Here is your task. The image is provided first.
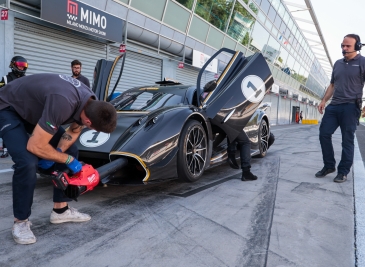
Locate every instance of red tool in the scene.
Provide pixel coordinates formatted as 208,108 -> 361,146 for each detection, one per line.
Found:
50,164 -> 99,200
46,158 -> 128,200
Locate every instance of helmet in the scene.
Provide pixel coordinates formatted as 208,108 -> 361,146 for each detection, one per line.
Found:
203,79 -> 217,92
9,56 -> 28,77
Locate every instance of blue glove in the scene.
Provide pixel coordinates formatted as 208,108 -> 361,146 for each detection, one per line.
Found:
66,158 -> 82,174
37,148 -> 62,170
38,159 -> 55,169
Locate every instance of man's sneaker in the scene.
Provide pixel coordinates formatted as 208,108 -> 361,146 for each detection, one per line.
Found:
12,220 -> 36,245
315,167 -> 336,178
333,173 -> 347,183
241,171 -> 258,181
1,151 -> 9,158
50,207 -> 91,224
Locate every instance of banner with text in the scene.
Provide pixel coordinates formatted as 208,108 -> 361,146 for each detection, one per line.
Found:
41,0 -> 124,43
192,50 -> 218,73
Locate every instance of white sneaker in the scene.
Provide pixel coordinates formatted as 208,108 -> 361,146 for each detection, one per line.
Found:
12,220 -> 37,245
50,207 -> 91,224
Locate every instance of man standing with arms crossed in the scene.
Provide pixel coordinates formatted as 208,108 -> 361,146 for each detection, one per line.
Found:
315,34 -> 365,183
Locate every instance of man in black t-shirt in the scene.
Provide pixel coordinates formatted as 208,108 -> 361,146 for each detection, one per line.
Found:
0,73 -> 117,245
71,59 -> 90,87
316,34 -> 365,183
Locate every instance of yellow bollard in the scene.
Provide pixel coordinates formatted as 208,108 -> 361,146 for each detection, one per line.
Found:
301,119 -> 318,124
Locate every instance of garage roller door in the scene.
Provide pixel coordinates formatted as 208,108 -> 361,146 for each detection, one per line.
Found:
14,19 -> 107,86
176,64 -> 198,86
176,64 -> 217,88
108,45 -> 162,93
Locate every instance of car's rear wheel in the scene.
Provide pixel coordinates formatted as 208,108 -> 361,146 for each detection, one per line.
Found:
257,119 -> 269,158
177,120 -> 207,182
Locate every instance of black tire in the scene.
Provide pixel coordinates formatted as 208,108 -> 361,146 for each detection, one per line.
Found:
177,120 -> 208,182
268,132 -> 275,148
256,119 -> 269,158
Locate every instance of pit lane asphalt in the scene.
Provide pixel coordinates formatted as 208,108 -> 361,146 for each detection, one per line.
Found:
0,124 -> 362,267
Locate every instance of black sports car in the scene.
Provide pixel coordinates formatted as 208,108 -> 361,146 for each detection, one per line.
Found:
76,48 -> 274,184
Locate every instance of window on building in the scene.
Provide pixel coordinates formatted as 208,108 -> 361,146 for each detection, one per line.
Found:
278,46 -> 289,73
277,3 -> 285,18
279,23 -> 286,36
301,68 -> 309,85
273,13 -> 282,29
267,5 -> 277,22
265,18 -> 273,31
286,54 -> 295,71
271,0 -> 280,10
175,0 -> 194,9
284,29 -> 291,39
195,0 -> 234,32
264,35 -> 280,65
291,25 -> 297,38
249,22 -> 270,53
287,18 -> 293,32
226,2 -> 256,46
271,25 -> 278,38
257,10 -> 266,23
283,10 -> 290,24
295,28 -> 300,39
292,37 -> 298,49
260,0 -> 270,14
249,1 -> 259,14
246,49 -> 255,57
291,61 -> 301,81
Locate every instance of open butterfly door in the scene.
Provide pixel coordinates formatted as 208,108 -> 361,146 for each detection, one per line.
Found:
197,48 -> 274,142
92,53 -> 126,102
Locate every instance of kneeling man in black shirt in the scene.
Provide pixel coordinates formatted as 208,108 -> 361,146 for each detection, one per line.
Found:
0,73 -> 117,244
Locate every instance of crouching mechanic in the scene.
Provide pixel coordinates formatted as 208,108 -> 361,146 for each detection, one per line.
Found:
0,73 -> 117,245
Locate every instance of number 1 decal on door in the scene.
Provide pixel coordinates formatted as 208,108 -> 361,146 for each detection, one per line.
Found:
241,75 -> 265,103
80,130 -> 110,147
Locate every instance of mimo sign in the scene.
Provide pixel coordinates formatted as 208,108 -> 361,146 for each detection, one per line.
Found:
66,0 -> 106,29
41,0 -> 124,43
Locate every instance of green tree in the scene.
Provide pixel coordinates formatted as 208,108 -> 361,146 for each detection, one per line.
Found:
175,0 -> 194,9
242,32 -> 250,46
195,0 -> 234,31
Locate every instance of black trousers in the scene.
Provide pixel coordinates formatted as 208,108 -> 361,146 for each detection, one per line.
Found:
0,107 -> 77,220
319,103 -> 360,175
227,131 -> 251,171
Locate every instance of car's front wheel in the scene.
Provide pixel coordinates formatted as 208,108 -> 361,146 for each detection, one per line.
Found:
177,120 -> 207,182
257,119 -> 269,158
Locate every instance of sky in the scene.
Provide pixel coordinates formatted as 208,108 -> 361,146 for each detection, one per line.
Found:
310,0 -> 365,63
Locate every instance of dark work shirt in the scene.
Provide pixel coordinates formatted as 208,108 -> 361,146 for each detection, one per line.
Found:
330,54 -> 365,105
74,74 -> 90,88
0,73 -> 96,135
0,72 -> 19,87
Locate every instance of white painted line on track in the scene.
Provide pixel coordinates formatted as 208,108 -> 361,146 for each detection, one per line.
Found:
0,169 -> 13,173
353,136 -> 365,266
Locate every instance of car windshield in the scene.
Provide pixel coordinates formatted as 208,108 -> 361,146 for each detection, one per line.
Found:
111,91 -> 183,111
